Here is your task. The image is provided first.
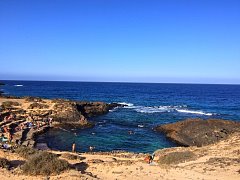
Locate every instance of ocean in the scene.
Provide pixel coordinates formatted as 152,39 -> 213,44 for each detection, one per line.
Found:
1,80 -> 240,153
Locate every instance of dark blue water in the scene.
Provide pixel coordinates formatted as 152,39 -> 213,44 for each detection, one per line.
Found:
1,80 -> 240,153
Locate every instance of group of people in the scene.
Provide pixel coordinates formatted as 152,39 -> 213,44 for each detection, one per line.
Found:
3,113 -> 16,123
0,126 -> 13,149
0,112 -> 54,150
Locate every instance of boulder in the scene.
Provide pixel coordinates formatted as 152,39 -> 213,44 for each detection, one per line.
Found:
155,118 -> 240,147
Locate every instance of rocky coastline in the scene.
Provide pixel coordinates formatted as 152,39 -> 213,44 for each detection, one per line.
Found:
0,82 -> 240,179
154,118 -> 240,147
0,94 -> 124,149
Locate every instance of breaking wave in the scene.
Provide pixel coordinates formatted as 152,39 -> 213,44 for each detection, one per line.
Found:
14,85 -> 23,87
117,102 -> 214,116
175,109 -> 213,116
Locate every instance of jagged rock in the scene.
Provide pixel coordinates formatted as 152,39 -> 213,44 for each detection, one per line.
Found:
0,96 -> 124,135
76,102 -> 109,117
155,118 -> 240,147
76,102 -> 125,117
52,101 -> 82,123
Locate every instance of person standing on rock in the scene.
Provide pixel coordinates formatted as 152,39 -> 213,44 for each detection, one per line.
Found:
72,142 -> 76,153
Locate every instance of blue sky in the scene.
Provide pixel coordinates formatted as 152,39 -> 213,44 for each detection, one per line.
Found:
0,0 -> 240,84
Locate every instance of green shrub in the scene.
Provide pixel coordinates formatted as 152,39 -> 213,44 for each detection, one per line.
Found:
21,151 -> 69,175
15,147 -> 38,159
0,158 -> 10,169
158,151 -> 197,165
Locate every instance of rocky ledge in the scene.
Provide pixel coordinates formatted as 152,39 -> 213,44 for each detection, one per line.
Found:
0,96 -> 123,128
155,118 -> 240,147
0,96 -> 123,148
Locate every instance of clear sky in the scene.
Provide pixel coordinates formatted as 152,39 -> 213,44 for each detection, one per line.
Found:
0,0 -> 240,84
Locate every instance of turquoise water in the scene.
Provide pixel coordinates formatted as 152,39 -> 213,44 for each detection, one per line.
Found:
1,80 -> 240,153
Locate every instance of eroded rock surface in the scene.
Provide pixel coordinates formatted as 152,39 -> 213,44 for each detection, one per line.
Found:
0,96 -> 124,147
155,118 -> 240,147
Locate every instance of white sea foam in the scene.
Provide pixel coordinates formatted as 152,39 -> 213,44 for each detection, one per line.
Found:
117,102 -> 213,116
118,102 -> 134,107
14,85 -> 23,87
176,109 -> 213,116
135,106 -> 171,113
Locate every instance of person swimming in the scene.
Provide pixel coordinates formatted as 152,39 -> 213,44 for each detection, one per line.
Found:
89,146 -> 95,152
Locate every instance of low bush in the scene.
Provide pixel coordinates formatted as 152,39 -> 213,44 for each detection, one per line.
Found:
158,151 -> 197,165
2,101 -> 20,108
21,151 -> 69,175
0,158 -> 10,169
15,147 -> 38,159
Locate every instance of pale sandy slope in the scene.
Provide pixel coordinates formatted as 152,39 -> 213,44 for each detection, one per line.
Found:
0,132 -> 240,180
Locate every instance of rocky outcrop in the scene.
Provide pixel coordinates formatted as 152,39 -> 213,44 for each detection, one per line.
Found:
0,96 -> 125,148
50,100 -> 94,128
50,100 -> 124,128
155,118 -> 240,147
76,102 -> 124,117
0,96 -> 124,129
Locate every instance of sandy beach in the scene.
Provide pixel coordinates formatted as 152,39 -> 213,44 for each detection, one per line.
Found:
0,131 -> 239,180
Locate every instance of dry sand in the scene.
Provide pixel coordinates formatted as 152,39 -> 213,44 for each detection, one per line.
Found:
0,131 -> 240,180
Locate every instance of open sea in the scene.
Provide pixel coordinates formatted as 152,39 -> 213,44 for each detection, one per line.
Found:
1,80 -> 240,153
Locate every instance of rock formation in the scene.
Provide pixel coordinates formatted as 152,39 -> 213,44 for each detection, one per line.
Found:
0,96 -> 123,147
76,102 -> 125,117
155,118 -> 240,147
0,96 -> 122,129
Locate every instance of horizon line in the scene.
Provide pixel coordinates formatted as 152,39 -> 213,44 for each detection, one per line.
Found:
1,79 -> 240,86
